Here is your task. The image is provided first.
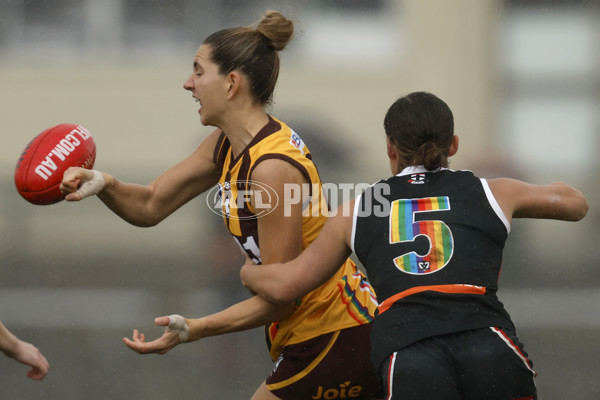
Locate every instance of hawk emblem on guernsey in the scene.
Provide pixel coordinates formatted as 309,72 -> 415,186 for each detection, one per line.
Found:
408,174 -> 426,184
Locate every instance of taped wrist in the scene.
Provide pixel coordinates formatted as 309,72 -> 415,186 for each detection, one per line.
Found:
76,170 -> 105,199
166,314 -> 189,343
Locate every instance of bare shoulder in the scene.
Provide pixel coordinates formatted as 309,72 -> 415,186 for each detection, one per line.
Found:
486,177 -> 524,191
250,157 -> 307,186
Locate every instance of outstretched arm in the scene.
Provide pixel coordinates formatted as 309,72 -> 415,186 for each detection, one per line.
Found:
0,322 -> 49,380
60,129 -> 222,227
125,204 -> 353,356
241,200 -> 355,304
123,159 -> 313,354
123,296 -> 295,355
487,178 -> 588,223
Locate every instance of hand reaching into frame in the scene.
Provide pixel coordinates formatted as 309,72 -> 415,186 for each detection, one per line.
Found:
123,315 -> 189,355
10,340 -> 49,380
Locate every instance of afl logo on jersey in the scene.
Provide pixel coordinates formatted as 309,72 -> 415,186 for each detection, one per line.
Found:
289,130 -> 305,155
408,174 -> 426,184
206,180 -> 279,220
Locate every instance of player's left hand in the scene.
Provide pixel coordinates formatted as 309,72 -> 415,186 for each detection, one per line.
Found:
122,315 -> 189,355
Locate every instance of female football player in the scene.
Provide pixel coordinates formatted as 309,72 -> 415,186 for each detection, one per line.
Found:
241,91 -> 589,400
60,10 -> 381,400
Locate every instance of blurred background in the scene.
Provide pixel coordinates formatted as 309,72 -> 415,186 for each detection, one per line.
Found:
0,0 -> 598,398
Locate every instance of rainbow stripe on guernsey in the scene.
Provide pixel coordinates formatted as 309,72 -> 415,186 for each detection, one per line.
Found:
337,274 -> 376,324
389,196 -> 454,274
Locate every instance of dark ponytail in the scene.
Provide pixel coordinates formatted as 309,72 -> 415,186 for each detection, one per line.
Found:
384,92 -> 454,170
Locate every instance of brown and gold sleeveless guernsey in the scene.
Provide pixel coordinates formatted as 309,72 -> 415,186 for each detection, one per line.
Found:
213,115 -> 377,360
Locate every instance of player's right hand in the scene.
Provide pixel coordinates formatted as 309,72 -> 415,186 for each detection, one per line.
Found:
60,167 -> 105,201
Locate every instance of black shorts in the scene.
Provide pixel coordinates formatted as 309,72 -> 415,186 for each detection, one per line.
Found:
379,327 -> 537,400
266,323 -> 383,400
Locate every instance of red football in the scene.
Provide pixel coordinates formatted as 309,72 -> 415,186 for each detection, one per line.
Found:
15,123 -> 96,205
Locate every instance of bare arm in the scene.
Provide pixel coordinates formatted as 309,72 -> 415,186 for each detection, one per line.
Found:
487,178 -> 588,223
60,129 -> 223,227
123,159 -> 310,354
0,322 -> 49,380
191,159 -> 308,331
238,178 -> 589,305
0,321 -> 19,356
241,200 -> 355,304
122,294 -> 293,355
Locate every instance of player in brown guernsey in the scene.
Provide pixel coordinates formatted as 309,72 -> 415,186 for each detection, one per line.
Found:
60,10 -> 381,400
241,92 -> 589,399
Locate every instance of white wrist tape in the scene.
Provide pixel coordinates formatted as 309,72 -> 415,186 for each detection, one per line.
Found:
76,170 -> 105,199
166,314 -> 189,343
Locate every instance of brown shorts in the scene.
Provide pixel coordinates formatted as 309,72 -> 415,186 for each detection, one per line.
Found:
266,323 -> 383,400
